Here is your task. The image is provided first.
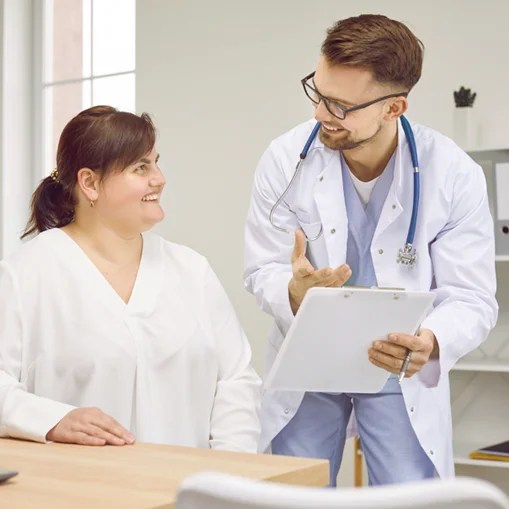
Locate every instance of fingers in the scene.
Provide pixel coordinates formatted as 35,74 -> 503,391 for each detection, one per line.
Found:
51,428 -> 107,446
291,229 -> 307,262
369,331 -> 434,378
295,261 -> 314,278
82,424 -> 126,446
387,333 -> 424,352
308,265 -> 352,288
72,431 -> 107,446
293,263 -> 352,288
309,267 -> 333,283
368,356 -> 418,377
371,340 -> 408,360
90,411 -> 136,444
51,421 -> 127,446
310,265 -> 351,287
46,408 -> 136,447
368,348 -> 424,373
292,230 -> 314,279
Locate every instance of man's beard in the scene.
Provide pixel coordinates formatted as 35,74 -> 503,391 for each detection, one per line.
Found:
319,123 -> 382,151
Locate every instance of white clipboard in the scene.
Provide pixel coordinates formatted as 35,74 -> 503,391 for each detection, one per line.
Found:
264,287 -> 436,394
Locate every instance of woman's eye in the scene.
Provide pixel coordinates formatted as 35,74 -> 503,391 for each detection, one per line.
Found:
135,166 -> 145,174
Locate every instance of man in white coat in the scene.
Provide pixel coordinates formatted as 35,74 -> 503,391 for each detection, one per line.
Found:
244,14 -> 498,485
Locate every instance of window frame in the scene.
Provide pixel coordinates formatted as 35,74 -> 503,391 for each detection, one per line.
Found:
34,0 -> 136,187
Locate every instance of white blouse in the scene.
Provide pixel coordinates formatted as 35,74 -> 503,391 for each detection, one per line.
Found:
0,229 -> 261,452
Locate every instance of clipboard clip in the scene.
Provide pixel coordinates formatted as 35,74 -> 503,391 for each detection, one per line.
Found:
342,286 -> 406,300
347,286 -> 405,291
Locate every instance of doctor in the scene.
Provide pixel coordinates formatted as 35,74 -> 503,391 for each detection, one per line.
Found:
244,14 -> 498,485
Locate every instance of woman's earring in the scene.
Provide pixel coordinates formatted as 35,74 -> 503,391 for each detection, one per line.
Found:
90,200 -> 94,208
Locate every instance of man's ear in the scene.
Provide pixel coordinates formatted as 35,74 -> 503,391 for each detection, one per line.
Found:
385,96 -> 408,121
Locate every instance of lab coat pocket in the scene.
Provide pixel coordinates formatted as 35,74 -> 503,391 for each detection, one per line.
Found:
297,220 -> 322,241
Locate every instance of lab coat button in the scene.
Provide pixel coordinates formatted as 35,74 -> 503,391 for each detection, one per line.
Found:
319,176 -> 324,182
430,450 -> 434,455
392,204 -> 396,209
284,409 -> 289,414
378,249 -> 383,254
410,406 -> 415,413
331,228 -> 336,234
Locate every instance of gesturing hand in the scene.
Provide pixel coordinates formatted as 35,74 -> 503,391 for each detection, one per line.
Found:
288,229 -> 351,314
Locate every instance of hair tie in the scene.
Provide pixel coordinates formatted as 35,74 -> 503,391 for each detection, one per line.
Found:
50,168 -> 59,183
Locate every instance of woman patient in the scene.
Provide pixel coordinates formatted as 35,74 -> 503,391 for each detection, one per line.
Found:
0,105 -> 261,452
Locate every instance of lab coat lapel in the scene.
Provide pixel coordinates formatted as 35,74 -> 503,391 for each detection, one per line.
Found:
372,118 -> 406,244
313,148 -> 348,269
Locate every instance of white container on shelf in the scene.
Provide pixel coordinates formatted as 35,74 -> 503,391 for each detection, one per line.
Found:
454,106 -> 478,149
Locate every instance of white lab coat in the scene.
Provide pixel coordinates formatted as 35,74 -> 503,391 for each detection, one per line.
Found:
0,229 -> 261,452
244,118 -> 498,478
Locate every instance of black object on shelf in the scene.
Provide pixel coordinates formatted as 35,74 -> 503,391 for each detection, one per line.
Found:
454,86 -> 477,107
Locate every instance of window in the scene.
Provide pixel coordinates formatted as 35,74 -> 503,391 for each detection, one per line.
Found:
39,0 -> 135,179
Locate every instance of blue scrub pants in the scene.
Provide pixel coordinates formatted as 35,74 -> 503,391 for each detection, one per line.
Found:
271,376 -> 436,486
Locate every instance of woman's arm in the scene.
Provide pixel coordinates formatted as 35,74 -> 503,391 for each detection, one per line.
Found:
204,266 -> 261,453
0,260 -> 76,442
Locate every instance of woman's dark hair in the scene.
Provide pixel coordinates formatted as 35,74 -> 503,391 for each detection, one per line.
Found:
21,105 -> 156,239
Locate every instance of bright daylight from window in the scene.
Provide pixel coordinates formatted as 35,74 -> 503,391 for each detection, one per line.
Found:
42,0 -> 135,177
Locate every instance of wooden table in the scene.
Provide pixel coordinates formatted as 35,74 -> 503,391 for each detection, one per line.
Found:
0,439 -> 329,508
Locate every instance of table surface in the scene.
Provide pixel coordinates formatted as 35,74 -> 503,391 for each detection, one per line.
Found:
0,438 -> 329,508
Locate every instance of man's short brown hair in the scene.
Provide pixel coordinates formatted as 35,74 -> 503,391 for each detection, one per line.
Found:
321,14 -> 424,92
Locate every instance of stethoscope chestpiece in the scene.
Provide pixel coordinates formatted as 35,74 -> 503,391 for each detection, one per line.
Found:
397,243 -> 417,268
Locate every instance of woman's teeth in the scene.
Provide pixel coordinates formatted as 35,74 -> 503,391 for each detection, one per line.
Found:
142,194 -> 159,202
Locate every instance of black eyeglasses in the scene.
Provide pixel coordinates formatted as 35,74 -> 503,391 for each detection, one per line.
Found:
301,72 -> 408,120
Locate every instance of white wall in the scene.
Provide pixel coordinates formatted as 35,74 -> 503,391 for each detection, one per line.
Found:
136,0 -> 509,487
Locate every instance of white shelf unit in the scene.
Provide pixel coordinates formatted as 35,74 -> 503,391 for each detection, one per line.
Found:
450,147 -> 509,490
452,357 -> 509,373
454,442 -> 509,469
463,145 -> 509,154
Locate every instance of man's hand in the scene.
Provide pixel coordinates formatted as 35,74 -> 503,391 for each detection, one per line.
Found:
46,407 -> 136,446
288,229 -> 351,315
368,328 -> 439,378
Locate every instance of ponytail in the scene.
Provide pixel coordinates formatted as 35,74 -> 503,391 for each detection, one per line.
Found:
21,174 -> 76,239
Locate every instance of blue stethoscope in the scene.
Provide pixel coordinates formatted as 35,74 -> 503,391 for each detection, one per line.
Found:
269,115 -> 419,267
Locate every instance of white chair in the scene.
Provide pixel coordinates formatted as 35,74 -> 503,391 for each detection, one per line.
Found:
174,471 -> 509,509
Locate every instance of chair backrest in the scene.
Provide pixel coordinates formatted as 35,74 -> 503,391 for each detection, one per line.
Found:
174,472 -> 509,509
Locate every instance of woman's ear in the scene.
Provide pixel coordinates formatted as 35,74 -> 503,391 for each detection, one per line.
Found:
76,168 -> 100,202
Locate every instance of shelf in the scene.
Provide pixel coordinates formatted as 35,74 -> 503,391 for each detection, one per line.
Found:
452,358 -> 509,373
454,441 -> 509,469
496,255 -> 509,262
465,146 -> 509,153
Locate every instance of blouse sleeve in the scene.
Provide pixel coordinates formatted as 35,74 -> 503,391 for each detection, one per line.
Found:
204,265 -> 261,453
0,260 -> 75,442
